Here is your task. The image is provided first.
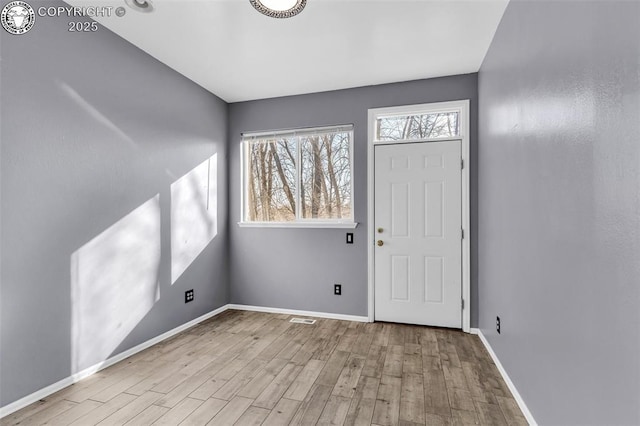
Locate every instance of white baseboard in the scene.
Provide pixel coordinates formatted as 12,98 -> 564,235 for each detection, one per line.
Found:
1,303 -> 369,418
0,304 -> 230,419
470,328 -> 537,426
227,304 -> 369,323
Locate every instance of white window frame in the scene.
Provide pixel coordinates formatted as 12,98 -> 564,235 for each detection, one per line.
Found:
374,104 -> 462,142
239,125 -> 357,229
367,100 -> 471,332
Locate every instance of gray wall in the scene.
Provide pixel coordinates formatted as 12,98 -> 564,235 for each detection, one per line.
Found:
0,2 -> 228,407
478,1 -> 640,424
229,75 -> 479,320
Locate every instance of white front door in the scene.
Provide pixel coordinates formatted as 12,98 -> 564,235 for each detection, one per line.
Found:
374,141 -> 462,328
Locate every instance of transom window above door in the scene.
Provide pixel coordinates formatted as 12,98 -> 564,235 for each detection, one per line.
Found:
375,111 -> 460,142
240,125 -> 356,228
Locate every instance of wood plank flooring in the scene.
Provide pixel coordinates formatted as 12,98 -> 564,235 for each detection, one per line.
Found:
2,310 -> 528,425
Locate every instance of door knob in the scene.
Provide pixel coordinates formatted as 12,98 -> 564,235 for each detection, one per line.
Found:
377,240 -> 384,247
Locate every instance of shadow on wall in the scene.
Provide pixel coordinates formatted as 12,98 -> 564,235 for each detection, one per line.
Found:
58,81 -> 138,149
57,76 -> 220,375
70,154 -> 218,375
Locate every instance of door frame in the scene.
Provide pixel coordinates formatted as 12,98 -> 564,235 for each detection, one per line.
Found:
367,100 -> 471,332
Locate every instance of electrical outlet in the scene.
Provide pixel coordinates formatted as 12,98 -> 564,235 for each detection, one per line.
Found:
346,233 -> 354,244
185,289 -> 194,303
334,284 -> 342,295
496,316 -> 501,334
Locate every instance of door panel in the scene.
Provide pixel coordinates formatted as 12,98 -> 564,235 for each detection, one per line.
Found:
425,256 -> 444,303
374,141 -> 462,328
391,183 -> 410,237
425,181 -> 444,237
391,255 -> 410,301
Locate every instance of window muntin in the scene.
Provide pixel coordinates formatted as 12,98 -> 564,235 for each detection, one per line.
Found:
242,126 -> 353,225
376,111 -> 459,141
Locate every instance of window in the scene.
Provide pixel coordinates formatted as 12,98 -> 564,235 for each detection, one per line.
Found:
375,111 -> 459,141
241,125 -> 355,227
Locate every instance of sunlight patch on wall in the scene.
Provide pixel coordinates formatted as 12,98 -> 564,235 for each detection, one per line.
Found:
488,91 -> 595,137
71,195 -> 161,374
171,154 -> 218,284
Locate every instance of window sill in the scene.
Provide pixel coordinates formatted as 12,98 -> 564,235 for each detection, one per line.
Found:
238,222 -> 358,229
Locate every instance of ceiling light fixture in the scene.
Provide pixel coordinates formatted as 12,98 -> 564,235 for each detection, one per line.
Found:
124,0 -> 154,13
250,0 -> 306,18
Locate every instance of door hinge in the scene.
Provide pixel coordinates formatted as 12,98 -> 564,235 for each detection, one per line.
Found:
461,158 -> 464,169
461,228 -> 464,239
462,299 -> 465,310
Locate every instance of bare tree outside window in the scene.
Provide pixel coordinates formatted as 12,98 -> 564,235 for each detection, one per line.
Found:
244,127 -> 353,223
300,132 -> 351,220
246,138 -> 297,222
376,112 -> 459,141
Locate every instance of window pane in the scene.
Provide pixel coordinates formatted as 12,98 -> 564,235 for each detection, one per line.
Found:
300,132 -> 352,220
376,112 -> 459,141
246,139 -> 297,222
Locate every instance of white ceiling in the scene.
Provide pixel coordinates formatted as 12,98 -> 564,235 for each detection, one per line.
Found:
66,0 -> 509,102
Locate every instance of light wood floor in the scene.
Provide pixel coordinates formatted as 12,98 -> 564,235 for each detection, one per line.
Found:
2,310 -> 527,426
